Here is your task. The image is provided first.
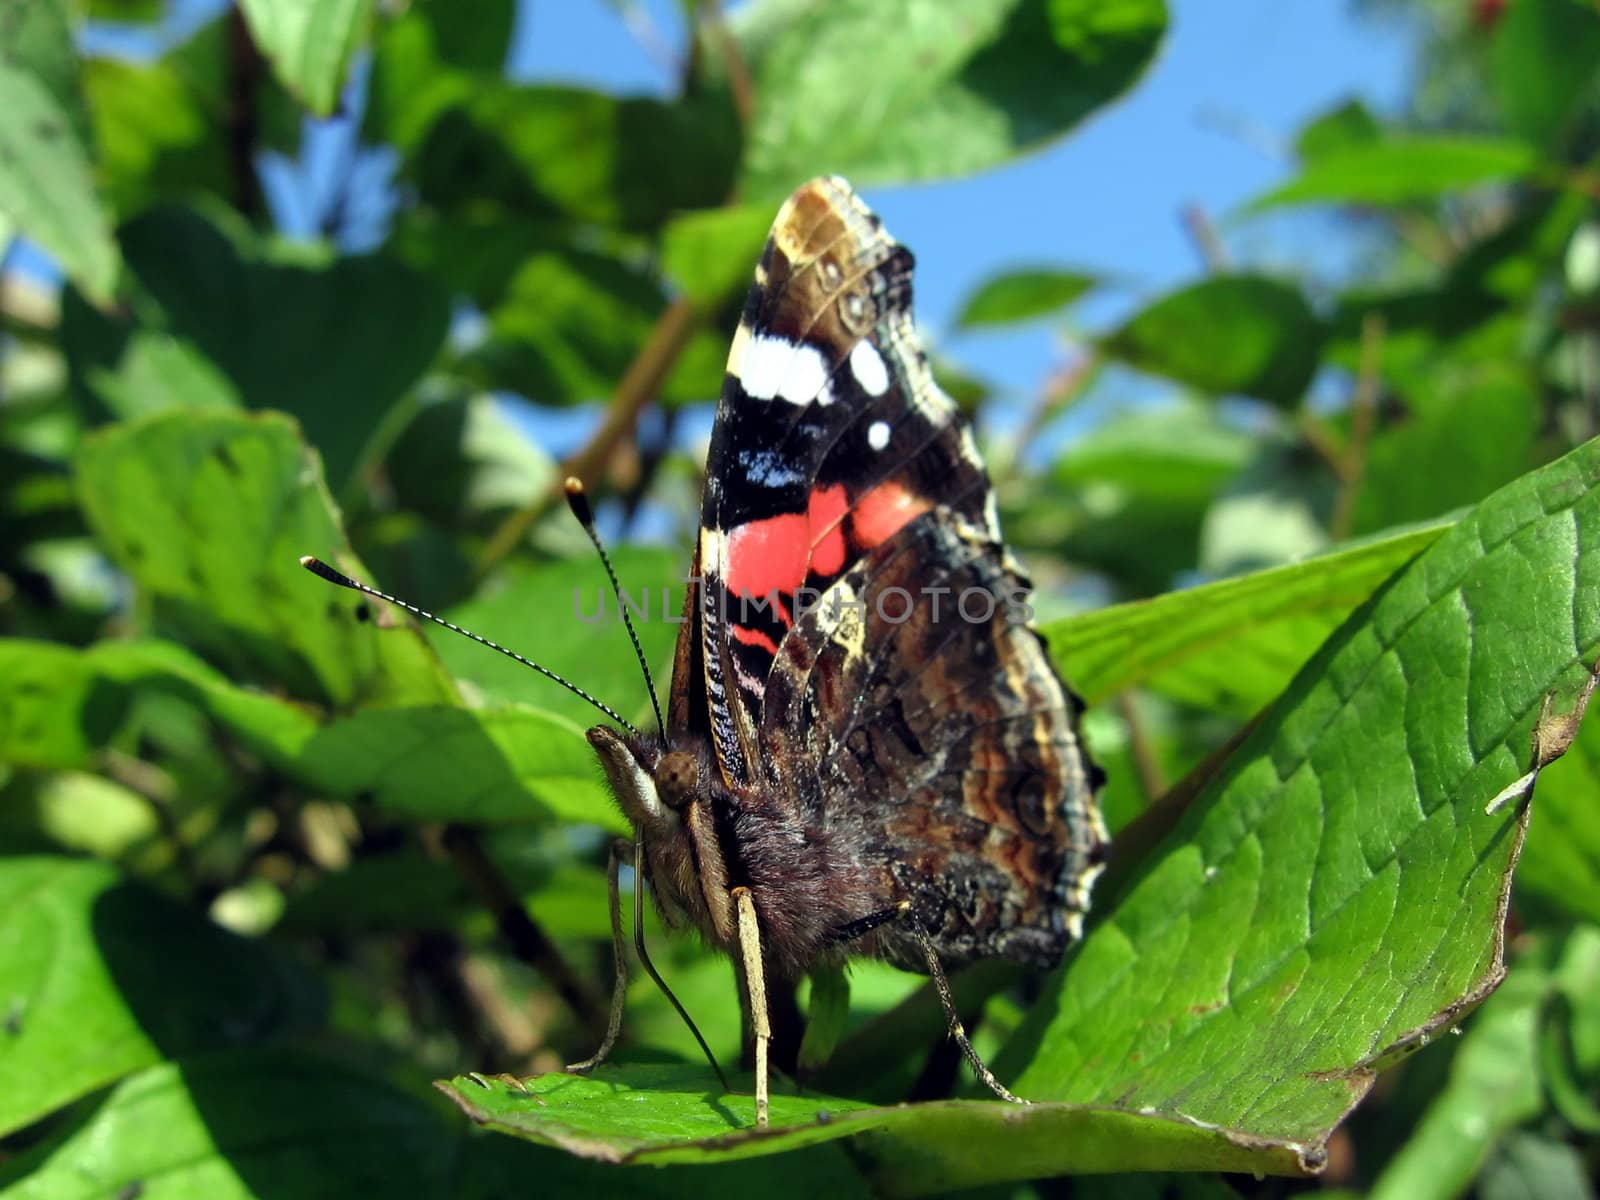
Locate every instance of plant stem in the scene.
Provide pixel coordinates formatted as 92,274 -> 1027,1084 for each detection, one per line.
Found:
442,825 -> 609,1043
473,296 -> 702,583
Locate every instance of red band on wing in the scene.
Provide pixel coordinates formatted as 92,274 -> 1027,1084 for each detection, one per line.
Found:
730,622 -> 780,655
725,482 -> 925,606
851,482 -> 931,549
726,512 -> 809,598
807,483 -> 850,576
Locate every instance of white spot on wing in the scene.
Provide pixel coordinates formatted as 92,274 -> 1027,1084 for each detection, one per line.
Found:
740,333 -> 833,407
867,420 -> 891,452
850,339 -> 890,396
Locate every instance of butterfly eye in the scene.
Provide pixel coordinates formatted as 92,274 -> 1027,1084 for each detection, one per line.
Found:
839,289 -> 873,335
656,750 -> 700,808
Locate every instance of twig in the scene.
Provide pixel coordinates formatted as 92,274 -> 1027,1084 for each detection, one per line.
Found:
1115,691 -> 1166,802
1007,346 -> 1099,468
405,930 -> 512,1068
1181,203 -> 1229,273
224,6 -> 265,220
697,0 -> 755,128
473,296 -> 702,583
613,0 -> 682,80
1328,313 -> 1385,541
1296,412 -> 1348,480
441,825 -> 609,1042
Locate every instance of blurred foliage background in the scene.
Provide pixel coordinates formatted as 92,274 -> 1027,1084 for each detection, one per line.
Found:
5,0 -> 1600,1196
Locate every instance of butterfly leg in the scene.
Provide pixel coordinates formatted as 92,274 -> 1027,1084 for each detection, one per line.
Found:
732,886 -> 770,1128
566,837 -> 631,1074
915,931 -> 1027,1106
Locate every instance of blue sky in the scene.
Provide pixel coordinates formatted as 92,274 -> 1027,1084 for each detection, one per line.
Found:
514,1 -> 1414,403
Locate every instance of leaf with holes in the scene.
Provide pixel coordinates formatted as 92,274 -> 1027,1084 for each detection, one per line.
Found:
74,410 -> 454,710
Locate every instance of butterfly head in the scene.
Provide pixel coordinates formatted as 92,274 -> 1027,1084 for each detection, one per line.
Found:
588,724 -> 728,939
587,725 -> 677,836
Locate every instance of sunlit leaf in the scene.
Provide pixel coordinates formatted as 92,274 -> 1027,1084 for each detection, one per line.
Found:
1045,521 -> 1449,714
1251,136 -> 1538,209
238,0 -> 374,116
955,268 -> 1097,328
0,58 -> 119,304
730,0 -> 1167,197
0,857 -> 321,1138
1004,436 -> 1600,1171
75,410 -> 453,708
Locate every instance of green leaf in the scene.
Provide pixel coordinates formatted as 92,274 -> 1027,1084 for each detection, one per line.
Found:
0,636 -> 615,832
74,409 -> 453,709
799,965 -> 851,1073
1101,275 -> 1324,406
1,0 -> 93,148
0,60 -> 120,304
0,1051 -> 875,1198
0,1051 -> 455,1198
1352,363 -> 1540,537
1030,401 -> 1253,594
432,548 -> 683,727
0,639 -> 136,769
955,268 -> 1097,328
63,206 -> 450,488
476,247 -> 725,407
660,202 -> 776,305
1367,944 -> 1552,1200
416,0 -> 515,71
1044,521 -> 1450,714
1478,1131 -> 1593,1200
295,704 -> 627,831
412,85 -> 740,232
0,856 -> 321,1138
1294,98 -> 1381,163
84,331 -> 241,419
1251,136 -> 1539,210
238,0 -> 374,117
1515,718 -> 1600,925
1491,0 -> 1600,152
436,1066 -> 1303,1181
0,637 -> 319,771
385,392 -> 556,528
1004,435 -> 1600,1167
731,0 -> 1167,197
82,19 -> 302,219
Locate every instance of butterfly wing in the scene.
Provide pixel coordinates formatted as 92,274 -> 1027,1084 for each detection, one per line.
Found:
684,177 -> 1105,971
692,177 -> 994,787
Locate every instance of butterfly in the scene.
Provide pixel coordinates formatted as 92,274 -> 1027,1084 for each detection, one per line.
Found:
580,177 -> 1107,1124
303,175 -> 1107,1128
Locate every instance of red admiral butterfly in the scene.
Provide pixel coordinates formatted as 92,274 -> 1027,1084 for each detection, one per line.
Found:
305,176 -> 1107,1128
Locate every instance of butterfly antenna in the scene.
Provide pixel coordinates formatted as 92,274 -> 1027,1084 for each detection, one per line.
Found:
564,478 -> 666,737
299,556 -> 639,735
